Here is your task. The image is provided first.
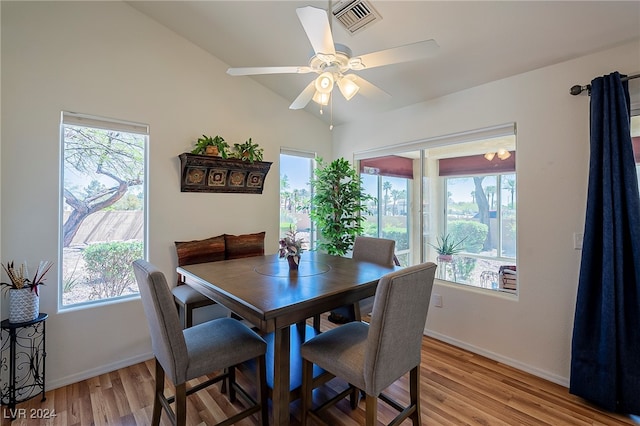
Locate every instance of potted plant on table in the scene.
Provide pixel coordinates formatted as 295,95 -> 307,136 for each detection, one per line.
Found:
279,225 -> 305,270
2,260 -> 52,323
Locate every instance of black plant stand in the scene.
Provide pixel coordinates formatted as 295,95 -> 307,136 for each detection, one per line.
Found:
1,313 -> 47,420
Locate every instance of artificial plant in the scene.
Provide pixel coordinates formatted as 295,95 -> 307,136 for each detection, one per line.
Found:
309,157 -> 375,256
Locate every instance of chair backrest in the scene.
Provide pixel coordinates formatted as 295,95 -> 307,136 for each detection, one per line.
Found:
352,236 -> 396,267
364,262 -> 437,395
175,235 -> 227,267
133,259 -> 189,384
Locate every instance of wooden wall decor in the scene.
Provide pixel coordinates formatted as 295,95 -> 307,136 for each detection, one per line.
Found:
179,153 -> 272,194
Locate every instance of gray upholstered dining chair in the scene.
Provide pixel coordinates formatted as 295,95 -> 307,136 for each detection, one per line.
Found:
321,236 -> 398,328
133,259 -> 268,426
301,262 -> 437,426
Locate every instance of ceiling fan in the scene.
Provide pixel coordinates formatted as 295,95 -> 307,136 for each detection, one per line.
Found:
226,5 -> 439,110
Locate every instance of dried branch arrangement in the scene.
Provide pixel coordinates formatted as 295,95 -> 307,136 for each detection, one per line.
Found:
2,260 -> 53,295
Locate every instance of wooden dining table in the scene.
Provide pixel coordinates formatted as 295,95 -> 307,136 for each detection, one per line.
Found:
177,251 -> 398,426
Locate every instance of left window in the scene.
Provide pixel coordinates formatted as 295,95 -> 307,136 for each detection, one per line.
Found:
60,112 -> 148,308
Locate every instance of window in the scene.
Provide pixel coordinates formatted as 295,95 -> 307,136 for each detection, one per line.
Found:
360,156 -> 414,266
60,112 -> 148,308
279,149 -> 314,250
431,134 -> 517,291
356,123 -> 517,293
440,173 -> 516,289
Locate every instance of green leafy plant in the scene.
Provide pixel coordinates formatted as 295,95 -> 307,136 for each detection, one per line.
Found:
83,241 -> 143,299
279,225 -> 305,259
429,233 -> 467,256
310,157 -> 375,256
448,220 -> 488,253
191,135 -> 229,158
232,138 -> 263,162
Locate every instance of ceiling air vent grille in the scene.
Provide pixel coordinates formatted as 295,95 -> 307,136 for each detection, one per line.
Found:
332,0 -> 381,35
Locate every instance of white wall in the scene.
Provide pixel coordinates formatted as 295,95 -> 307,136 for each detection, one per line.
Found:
1,1 -> 330,390
332,40 -> 640,385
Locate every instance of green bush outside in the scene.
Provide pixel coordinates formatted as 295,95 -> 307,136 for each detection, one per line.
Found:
83,241 -> 143,299
448,220 -> 488,253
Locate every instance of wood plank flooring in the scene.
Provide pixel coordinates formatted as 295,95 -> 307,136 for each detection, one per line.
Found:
2,315 -> 637,425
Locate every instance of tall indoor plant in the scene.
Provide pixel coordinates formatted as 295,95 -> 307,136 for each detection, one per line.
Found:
309,157 -> 374,256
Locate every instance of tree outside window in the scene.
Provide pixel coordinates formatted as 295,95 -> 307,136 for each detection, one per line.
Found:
61,113 -> 147,307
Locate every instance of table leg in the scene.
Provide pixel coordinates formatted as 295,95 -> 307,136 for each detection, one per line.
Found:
272,325 -> 291,426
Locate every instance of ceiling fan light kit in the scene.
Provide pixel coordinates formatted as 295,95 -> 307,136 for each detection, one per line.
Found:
315,72 -> 334,94
337,74 -> 359,100
312,90 -> 331,106
226,5 -> 439,112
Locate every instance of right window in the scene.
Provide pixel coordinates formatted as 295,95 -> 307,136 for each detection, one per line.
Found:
429,134 -> 517,292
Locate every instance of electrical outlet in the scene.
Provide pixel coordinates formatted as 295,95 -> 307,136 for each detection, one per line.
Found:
574,232 -> 583,250
433,294 -> 443,308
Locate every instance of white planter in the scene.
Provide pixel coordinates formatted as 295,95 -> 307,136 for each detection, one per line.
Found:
8,287 -> 39,323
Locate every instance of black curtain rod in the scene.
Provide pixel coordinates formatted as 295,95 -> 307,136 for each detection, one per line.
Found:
570,73 -> 640,96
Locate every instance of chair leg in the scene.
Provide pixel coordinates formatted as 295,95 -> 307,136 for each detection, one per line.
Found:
301,359 -> 314,426
349,385 -> 360,409
257,355 -> 269,426
220,368 -> 228,394
312,314 -> 321,333
365,393 -> 377,426
228,365 -> 236,403
185,304 -> 194,329
175,382 -> 187,426
152,359 -> 164,426
410,366 -> 421,425
353,302 -> 362,322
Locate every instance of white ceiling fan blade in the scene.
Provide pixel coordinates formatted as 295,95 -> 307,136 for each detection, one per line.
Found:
296,6 -> 336,57
289,81 -> 316,110
227,66 -> 313,76
354,39 -> 439,70
350,75 -> 391,100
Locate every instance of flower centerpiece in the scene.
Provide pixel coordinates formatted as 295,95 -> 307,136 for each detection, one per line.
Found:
2,260 -> 52,323
279,226 -> 305,270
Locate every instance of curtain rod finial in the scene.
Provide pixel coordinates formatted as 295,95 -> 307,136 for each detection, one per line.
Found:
570,85 -> 584,95
570,84 -> 591,96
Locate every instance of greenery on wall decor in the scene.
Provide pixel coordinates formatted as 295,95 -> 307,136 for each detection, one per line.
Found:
309,157 -> 375,256
233,137 -> 264,163
191,135 -> 230,157
191,135 -> 264,163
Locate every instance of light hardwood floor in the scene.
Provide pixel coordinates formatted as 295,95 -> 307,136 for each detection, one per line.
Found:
2,316 -> 637,426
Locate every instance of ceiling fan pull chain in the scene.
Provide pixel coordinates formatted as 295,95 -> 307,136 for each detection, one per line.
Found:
329,95 -> 334,131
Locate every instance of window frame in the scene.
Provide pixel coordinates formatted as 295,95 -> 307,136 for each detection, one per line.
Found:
279,148 -> 316,251
355,122 -> 517,294
58,111 -> 148,310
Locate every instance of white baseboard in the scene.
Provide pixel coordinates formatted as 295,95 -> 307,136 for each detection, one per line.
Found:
424,330 -> 569,387
46,351 -> 154,392
47,334 -> 570,394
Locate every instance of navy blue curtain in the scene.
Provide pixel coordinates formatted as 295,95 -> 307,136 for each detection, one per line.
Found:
570,72 -> 640,414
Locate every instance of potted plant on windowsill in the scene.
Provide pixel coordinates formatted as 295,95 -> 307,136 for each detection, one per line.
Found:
2,261 -> 52,323
429,233 -> 466,262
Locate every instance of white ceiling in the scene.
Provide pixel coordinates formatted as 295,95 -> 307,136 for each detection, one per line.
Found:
129,1 -> 640,126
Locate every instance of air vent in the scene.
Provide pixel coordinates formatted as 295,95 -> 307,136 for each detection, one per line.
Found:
332,0 -> 381,35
